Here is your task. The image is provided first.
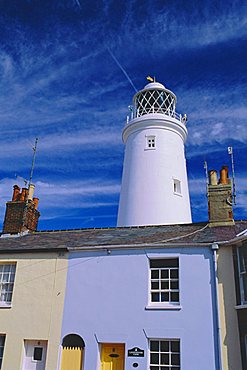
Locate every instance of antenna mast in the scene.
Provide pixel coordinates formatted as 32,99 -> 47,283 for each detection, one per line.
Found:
204,160 -> 209,198
204,160 -> 209,184
29,138 -> 38,187
228,146 -> 236,205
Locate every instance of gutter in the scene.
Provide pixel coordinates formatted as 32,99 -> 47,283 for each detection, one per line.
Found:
211,243 -> 223,370
68,241 -> 217,252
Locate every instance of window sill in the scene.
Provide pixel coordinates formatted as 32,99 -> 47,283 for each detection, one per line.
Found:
173,192 -> 182,197
145,304 -> 182,311
0,302 -> 12,308
235,304 -> 247,310
144,148 -> 156,151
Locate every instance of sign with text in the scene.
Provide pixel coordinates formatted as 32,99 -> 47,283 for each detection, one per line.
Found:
128,347 -> 144,357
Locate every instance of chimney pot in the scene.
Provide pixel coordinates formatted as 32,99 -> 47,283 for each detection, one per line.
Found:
209,170 -> 218,185
12,185 -> 20,201
220,166 -> 228,185
19,188 -> 28,201
28,184 -> 35,200
33,197 -> 39,209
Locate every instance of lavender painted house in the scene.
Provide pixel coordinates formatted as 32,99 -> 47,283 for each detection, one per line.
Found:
59,223 -> 246,370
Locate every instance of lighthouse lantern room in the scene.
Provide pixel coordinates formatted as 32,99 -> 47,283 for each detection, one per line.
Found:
117,80 -> 192,227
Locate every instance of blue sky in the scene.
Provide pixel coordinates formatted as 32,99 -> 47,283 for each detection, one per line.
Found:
0,0 -> 246,230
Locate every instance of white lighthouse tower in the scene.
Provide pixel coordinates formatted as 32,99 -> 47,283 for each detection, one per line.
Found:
117,79 -> 192,227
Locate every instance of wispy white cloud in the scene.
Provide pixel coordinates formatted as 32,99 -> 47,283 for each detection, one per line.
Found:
0,1 -> 245,229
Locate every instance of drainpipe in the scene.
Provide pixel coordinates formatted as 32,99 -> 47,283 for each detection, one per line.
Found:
211,242 -> 223,370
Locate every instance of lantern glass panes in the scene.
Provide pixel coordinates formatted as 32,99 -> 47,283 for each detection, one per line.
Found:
135,89 -> 175,117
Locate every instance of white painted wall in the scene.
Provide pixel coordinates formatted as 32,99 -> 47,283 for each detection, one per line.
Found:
117,113 -> 192,226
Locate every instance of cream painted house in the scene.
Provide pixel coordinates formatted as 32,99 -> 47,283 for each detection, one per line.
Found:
217,243 -> 242,370
0,240 -> 68,370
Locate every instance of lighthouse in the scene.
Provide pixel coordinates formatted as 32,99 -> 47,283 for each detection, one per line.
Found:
117,79 -> 192,227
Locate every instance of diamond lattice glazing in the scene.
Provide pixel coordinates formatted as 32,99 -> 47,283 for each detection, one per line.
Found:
134,89 -> 176,118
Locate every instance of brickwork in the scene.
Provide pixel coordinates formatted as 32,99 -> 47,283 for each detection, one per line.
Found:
208,184 -> 234,226
2,199 -> 40,234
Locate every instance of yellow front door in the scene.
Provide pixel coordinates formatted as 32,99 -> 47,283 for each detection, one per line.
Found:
101,343 -> 125,370
60,347 -> 83,370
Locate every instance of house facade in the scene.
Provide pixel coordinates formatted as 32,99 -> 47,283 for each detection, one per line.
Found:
61,244 -> 217,370
0,223 -> 246,370
232,236 -> 247,369
0,240 -> 68,370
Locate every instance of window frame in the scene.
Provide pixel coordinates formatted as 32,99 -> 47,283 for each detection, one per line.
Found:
237,246 -> 247,305
173,179 -> 182,196
149,338 -> 181,370
32,347 -> 43,362
148,258 -> 180,308
0,334 -> 6,369
145,135 -> 156,150
0,262 -> 16,307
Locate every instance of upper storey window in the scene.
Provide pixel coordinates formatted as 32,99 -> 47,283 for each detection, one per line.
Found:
237,246 -> 247,304
146,136 -> 156,149
150,258 -> 179,305
135,89 -> 176,117
173,179 -> 181,195
0,263 -> 16,306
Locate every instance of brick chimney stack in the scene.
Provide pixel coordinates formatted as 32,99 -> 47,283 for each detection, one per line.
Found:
208,166 -> 234,227
2,184 -> 40,235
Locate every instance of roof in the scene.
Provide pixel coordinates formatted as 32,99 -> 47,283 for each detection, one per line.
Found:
0,221 -> 247,253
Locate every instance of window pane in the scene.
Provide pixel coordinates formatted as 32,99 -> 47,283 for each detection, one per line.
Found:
150,341 -> 159,352
171,341 -> 180,352
2,274 -> 9,283
161,270 -> 169,278
150,259 -> 178,268
0,337 -> 5,347
161,292 -> 169,302
171,281 -> 179,290
160,341 -> 169,352
171,354 -> 180,365
151,353 -> 159,364
171,292 -> 179,302
151,270 -> 159,279
161,353 -> 169,364
242,275 -> 247,302
151,282 -> 159,290
170,270 -> 178,278
3,265 -> 11,273
33,347 -> 43,361
151,293 -> 160,302
161,281 -> 169,290
9,274 -> 15,283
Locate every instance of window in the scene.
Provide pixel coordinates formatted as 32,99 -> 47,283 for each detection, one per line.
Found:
150,339 -> 180,369
0,335 -> 5,369
150,259 -> 179,305
135,89 -> 176,117
245,335 -> 247,363
173,179 -> 181,195
237,246 -> 247,304
146,136 -> 156,149
33,347 -> 43,361
0,263 -> 16,306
